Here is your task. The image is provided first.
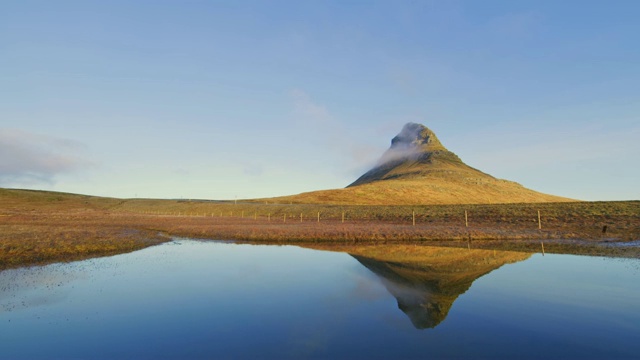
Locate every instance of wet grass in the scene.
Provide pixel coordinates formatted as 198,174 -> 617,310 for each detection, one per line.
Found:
0,213 -> 169,269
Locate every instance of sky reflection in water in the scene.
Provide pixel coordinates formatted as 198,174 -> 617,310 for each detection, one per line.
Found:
1,240 -> 639,359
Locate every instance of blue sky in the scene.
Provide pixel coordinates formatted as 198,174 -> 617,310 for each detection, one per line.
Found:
1,0 -> 639,201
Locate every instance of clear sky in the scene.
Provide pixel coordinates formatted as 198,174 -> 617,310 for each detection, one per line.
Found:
1,0 -> 639,201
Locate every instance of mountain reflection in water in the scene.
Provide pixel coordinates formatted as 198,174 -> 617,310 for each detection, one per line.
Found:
3,240 -> 639,359
345,246 -> 531,329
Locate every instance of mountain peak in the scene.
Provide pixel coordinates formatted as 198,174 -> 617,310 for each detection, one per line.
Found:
390,123 -> 445,152
348,122 -> 462,187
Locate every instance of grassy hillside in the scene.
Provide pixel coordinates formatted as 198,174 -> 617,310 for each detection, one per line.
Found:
260,123 -> 573,205
260,176 -> 573,205
0,188 -> 122,211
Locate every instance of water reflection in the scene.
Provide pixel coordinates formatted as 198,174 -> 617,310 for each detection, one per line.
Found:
2,241 -> 639,359
340,246 -> 531,329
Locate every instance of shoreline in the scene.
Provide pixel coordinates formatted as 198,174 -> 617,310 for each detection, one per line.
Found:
2,213 -> 638,271
2,188 -> 638,270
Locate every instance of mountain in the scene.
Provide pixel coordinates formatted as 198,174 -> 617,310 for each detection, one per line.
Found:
346,245 -> 531,329
265,122 -> 574,205
348,122 -> 472,187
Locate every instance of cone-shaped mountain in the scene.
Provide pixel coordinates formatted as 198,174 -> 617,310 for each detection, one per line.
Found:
349,123 -> 471,187
264,122 -> 574,205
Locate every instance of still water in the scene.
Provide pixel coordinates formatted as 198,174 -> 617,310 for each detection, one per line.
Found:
1,240 -> 639,359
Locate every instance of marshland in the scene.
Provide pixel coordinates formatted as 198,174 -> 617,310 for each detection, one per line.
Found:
2,188 -> 638,270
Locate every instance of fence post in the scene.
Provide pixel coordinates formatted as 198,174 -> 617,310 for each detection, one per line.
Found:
538,210 -> 542,230
465,210 -> 468,227
412,211 -> 415,226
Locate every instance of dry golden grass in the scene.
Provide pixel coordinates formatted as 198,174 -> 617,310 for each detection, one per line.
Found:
262,176 -> 574,205
0,212 -> 168,269
1,188 -> 638,270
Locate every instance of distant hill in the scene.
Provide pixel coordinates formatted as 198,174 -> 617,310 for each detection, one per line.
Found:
265,123 -> 574,205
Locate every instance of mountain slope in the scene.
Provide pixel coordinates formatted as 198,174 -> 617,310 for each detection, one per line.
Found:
348,122 -> 471,187
265,123 -> 574,205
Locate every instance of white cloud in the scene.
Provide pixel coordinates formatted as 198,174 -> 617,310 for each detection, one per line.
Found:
289,89 -> 384,177
242,162 -> 264,177
0,129 -> 93,186
291,88 -> 332,125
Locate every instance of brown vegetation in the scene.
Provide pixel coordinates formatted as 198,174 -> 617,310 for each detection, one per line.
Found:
261,172 -> 574,205
1,188 -> 638,270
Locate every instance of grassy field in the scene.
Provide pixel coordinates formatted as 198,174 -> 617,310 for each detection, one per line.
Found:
1,188 -> 639,269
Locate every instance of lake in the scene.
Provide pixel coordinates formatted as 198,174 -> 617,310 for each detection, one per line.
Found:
1,239 -> 639,359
